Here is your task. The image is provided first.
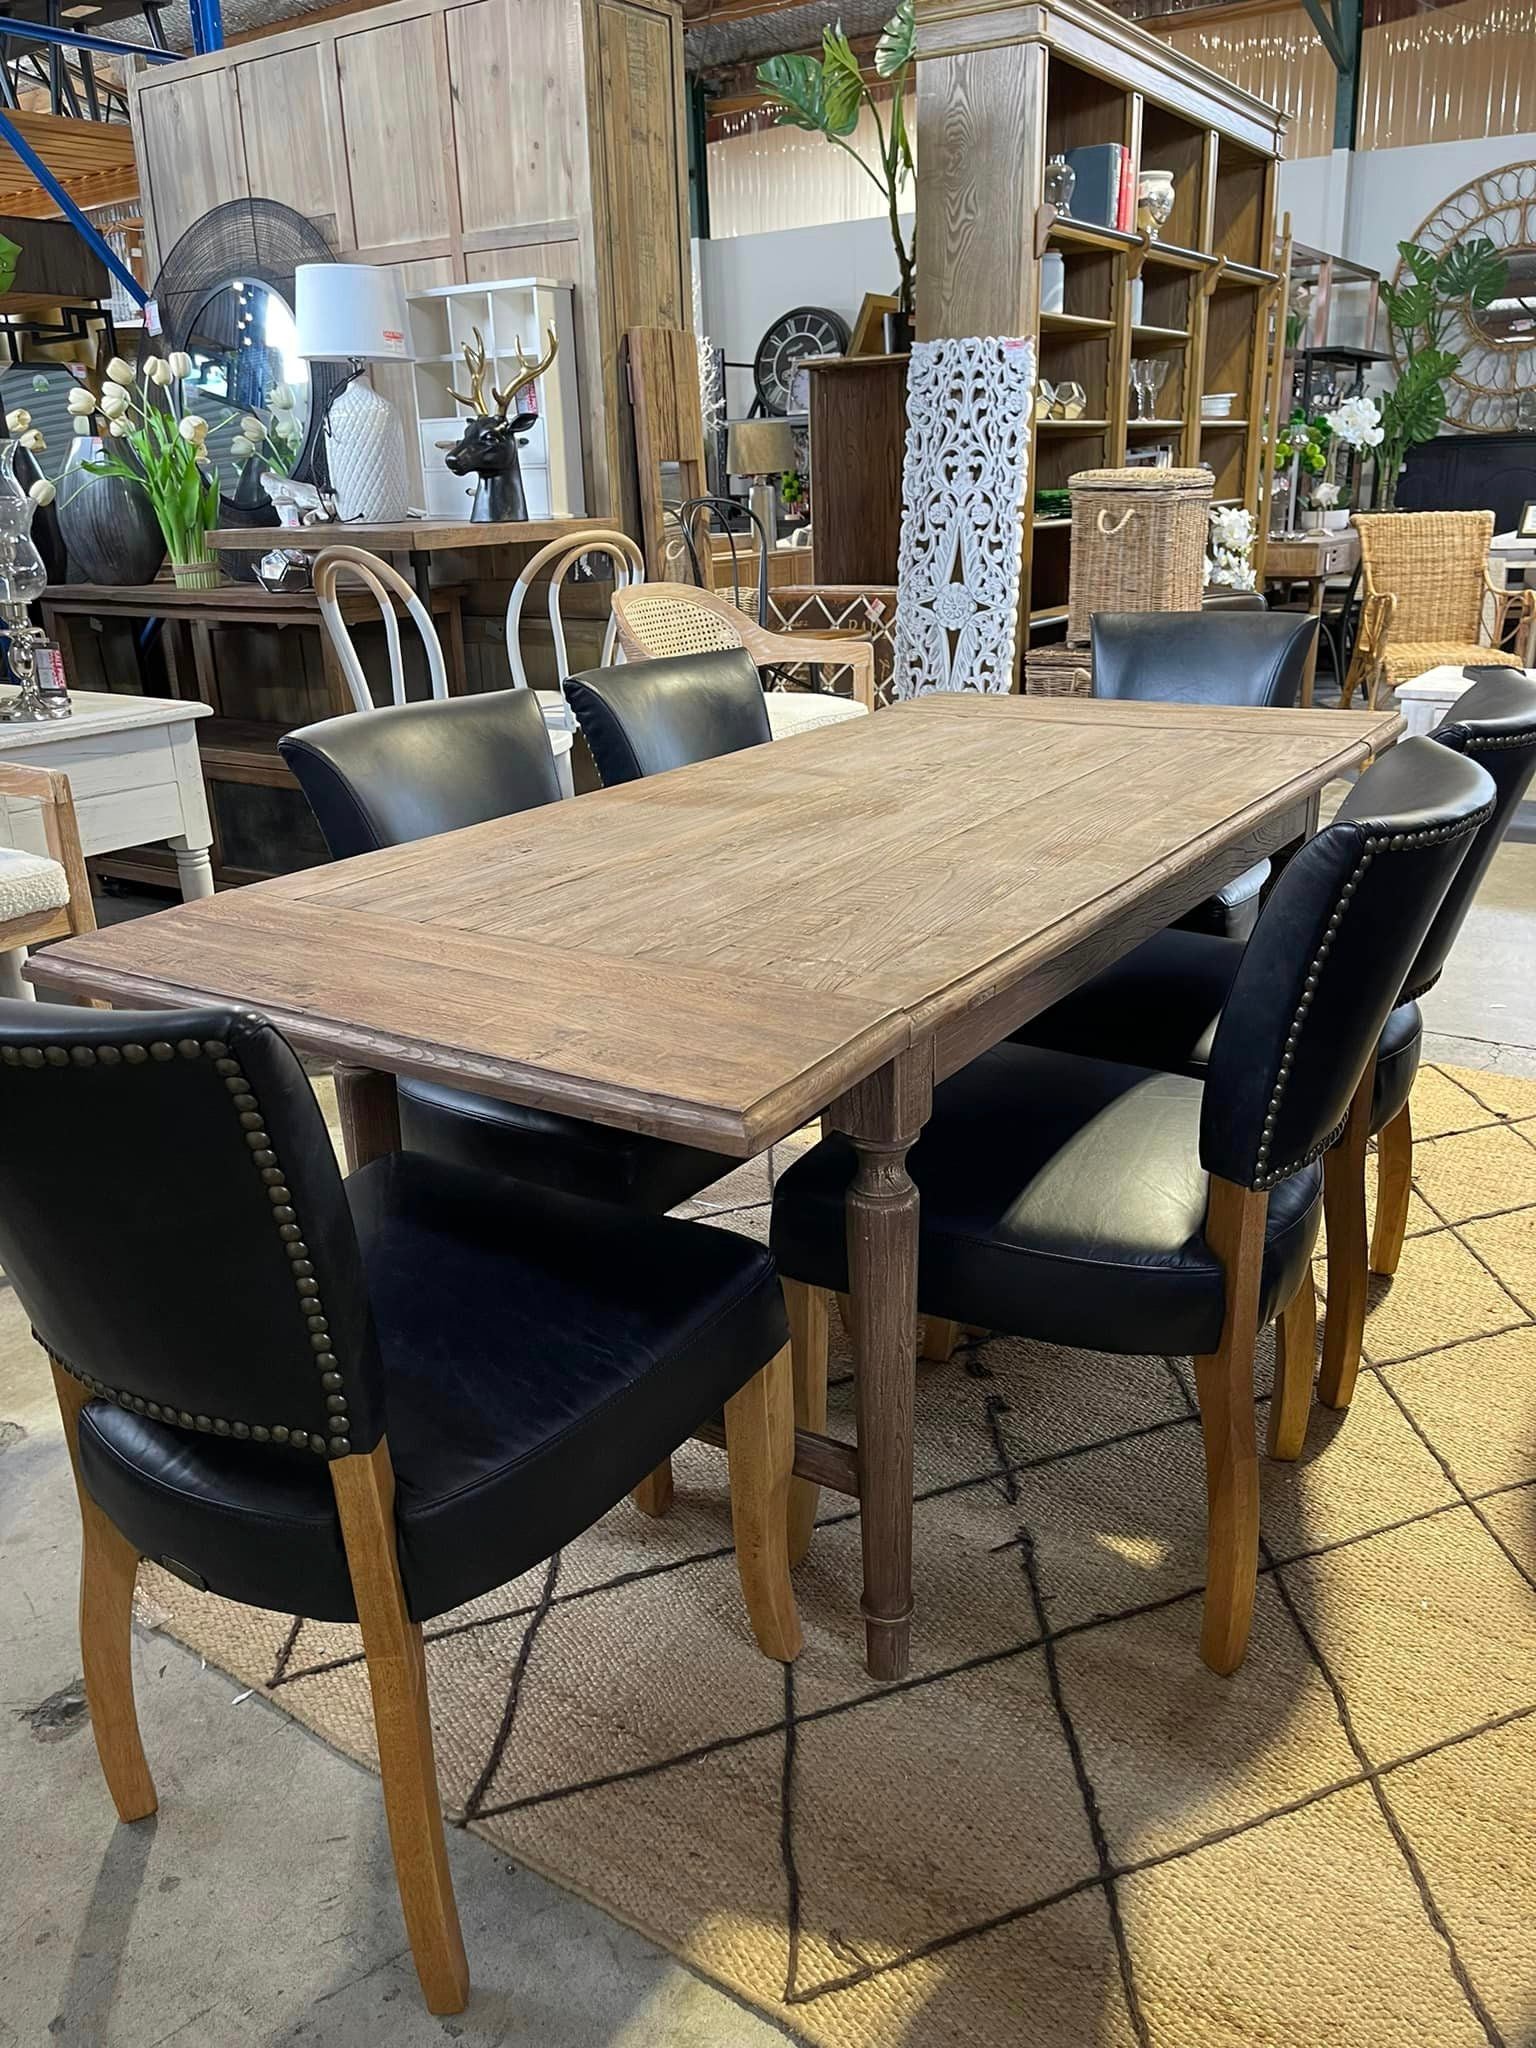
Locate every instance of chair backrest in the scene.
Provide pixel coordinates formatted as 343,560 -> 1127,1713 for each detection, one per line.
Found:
1090,611 -> 1318,707
0,1000 -> 381,1459
670,496 -> 773,625
611,581 -> 749,664
312,545 -> 449,712
1202,737 -> 1494,1190
564,648 -> 771,786
504,529 -> 644,692
279,688 -> 562,860
1354,511 -> 1493,645
1199,591 -> 1269,613
1405,666 -> 1536,998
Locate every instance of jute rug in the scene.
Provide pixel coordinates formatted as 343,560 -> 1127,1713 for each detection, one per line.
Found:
39,1065 -> 1536,2043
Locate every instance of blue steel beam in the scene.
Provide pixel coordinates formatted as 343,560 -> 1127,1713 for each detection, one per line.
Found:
0,103 -> 146,303
188,0 -> 223,56
0,17 -> 177,63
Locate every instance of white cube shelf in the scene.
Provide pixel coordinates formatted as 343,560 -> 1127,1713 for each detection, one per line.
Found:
405,278 -> 584,521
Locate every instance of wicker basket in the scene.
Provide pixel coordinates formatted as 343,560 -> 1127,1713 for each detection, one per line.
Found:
1066,468 -> 1214,646
1024,643 -> 1093,697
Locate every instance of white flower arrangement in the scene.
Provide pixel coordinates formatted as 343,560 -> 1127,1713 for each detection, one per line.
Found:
1323,392 -> 1384,451
1311,479 -> 1341,508
1205,503 -> 1258,591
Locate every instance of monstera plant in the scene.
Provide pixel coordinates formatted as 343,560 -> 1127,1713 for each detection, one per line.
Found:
1377,233 -> 1507,506
757,0 -> 916,318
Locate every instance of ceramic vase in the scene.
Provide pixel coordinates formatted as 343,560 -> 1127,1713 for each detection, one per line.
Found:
57,436 -> 166,586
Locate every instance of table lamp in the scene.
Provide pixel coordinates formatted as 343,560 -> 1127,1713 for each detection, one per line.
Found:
726,418 -> 797,548
295,263 -> 412,523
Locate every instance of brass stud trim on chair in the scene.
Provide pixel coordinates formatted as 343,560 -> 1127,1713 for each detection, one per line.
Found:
8,1031 -> 351,1457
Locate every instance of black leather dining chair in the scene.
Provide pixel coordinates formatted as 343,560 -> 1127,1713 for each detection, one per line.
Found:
0,998 -> 799,2016
563,647 -> 772,787
280,690 -> 737,1213
1013,668 -> 1536,1414
770,738 -> 1493,1676
1091,611 -> 1321,942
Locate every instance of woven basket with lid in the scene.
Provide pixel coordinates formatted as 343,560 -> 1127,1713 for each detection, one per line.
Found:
1066,468 -> 1214,645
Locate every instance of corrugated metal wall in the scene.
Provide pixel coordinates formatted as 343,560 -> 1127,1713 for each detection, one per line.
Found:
1152,0 -> 1536,159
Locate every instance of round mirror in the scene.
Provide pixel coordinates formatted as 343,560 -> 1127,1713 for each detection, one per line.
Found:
181,279 -> 311,490
1466,245 -> 1536,350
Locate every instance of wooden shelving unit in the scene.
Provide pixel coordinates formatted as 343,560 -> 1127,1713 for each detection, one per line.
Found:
914,0 -> 1287,667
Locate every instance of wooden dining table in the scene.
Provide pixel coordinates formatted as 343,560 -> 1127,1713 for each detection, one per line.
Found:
28,693 -> 1402,1679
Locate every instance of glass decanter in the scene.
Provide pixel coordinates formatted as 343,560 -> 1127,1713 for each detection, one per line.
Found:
0,439 -> 56,722
1043,154 -> 1076,218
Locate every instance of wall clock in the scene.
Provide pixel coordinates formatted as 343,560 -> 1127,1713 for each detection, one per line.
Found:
1393,163 -> 1536,432
752,306 -> 849,415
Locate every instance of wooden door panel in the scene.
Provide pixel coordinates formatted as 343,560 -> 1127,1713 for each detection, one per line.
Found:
336,14 -> 454,250
446,0 -> 583,237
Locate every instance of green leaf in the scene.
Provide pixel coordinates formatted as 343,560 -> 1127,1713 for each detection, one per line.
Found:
1398,240 -> 1438,286
758,53 -> 839,134
1436,233 -> 1508,310
1382,278 -> 1434,336
874,0 -> 915,77
819,26 -> 865,133
0,232 -> 20,297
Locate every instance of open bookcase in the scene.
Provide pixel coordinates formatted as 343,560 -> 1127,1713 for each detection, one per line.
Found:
915,0 -> 1288,658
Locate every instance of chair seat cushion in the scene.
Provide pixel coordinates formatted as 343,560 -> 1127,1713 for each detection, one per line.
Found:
397,1072 -> 734,1212
771,1044 -> 1321,1358
1016,929 -> 1421,1136
78,1152 -> 785,1625
0,846 -> 68,922
1380,644 -> 1524,686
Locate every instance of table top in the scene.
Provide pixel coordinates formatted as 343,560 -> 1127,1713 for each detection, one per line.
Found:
42,582 -> 460,617
30,695 -> 1400,1155
206,516 -> 611,556
0,687 -> 211,749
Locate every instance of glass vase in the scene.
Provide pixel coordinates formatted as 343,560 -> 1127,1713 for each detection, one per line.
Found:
0,439 -> 47,611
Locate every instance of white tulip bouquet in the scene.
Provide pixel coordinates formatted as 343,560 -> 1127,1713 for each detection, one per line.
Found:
229,383 -> 302,477
66,353 -> 228,580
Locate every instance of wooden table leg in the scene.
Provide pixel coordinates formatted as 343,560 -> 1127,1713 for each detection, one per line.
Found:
335,1064 -> 402,1174
1301,578 -> 1324,708
829,1048 -> 931,1682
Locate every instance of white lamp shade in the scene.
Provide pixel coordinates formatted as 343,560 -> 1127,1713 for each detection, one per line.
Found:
294,263 -> 410,363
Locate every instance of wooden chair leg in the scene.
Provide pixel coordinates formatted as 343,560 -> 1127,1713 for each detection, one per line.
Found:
50,1363 -> 157,1823
919,1316 -> 960,1363
333,1444 -> 469,2017
1370,1097 -> 1413,1278
1266,1277 -> 1316,1461
723,1343 -> 802,1662
783,1280 -> 828,1568
1318,1060 -> 1376,1413
631,1459 -> 674,1517
1193,1178 -> 1268,1676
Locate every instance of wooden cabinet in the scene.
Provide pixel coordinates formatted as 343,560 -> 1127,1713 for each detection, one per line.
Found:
805,355 -> 909,586
914,0 -> 1287,660
127,0 -> 692,536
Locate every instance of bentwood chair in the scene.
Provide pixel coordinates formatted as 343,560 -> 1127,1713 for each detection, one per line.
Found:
0,999 -> 799,2015
0,761 -> 95,1002
564,648 -> 772,786
1341,512 -> 1532,709
1012,667 -> 1536,1417
770,738 -> 1492,1675
313,546 -> 451,711
611,580 -> 878,712
1092,610 -> 1321,942
503,528 -> 645,706
280,691 -> 737,1210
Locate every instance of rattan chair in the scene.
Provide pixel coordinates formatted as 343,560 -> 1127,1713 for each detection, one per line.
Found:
611,581 -> 877,712
1341,511 -> 1533,709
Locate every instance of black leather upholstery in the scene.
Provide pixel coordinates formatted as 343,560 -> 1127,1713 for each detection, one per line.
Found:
564,648 -> 771,786
0,1002 -> 383,1458
1,1001 -> 786,1625
280,688 -> 562,858
282,688 -> 736,1210
1199,591 -> 1269,613
1201,738 -> 1490,1185
1016,670 -> 1536,1137
771,1045 -> 1322,1357
1091,610 -> 1318,708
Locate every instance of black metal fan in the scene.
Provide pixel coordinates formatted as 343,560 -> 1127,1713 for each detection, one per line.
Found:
145,196 -> 343,488
752,306 -> 849,415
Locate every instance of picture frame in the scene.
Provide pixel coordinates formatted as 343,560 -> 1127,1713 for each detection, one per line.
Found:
1518,500 -> 1536,540
850,291 -> 899,357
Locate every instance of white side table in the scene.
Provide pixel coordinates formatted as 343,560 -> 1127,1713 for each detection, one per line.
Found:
1395,663 -> 1536,737
0,688 -> 215,996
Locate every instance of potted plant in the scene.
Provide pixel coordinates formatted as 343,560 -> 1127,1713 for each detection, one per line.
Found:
757,0 -> 916,346
1318,391 -> 1383,528
66,353 -> 232,589
1377,235 -> 1506,508
1206,504 -> 1258,592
